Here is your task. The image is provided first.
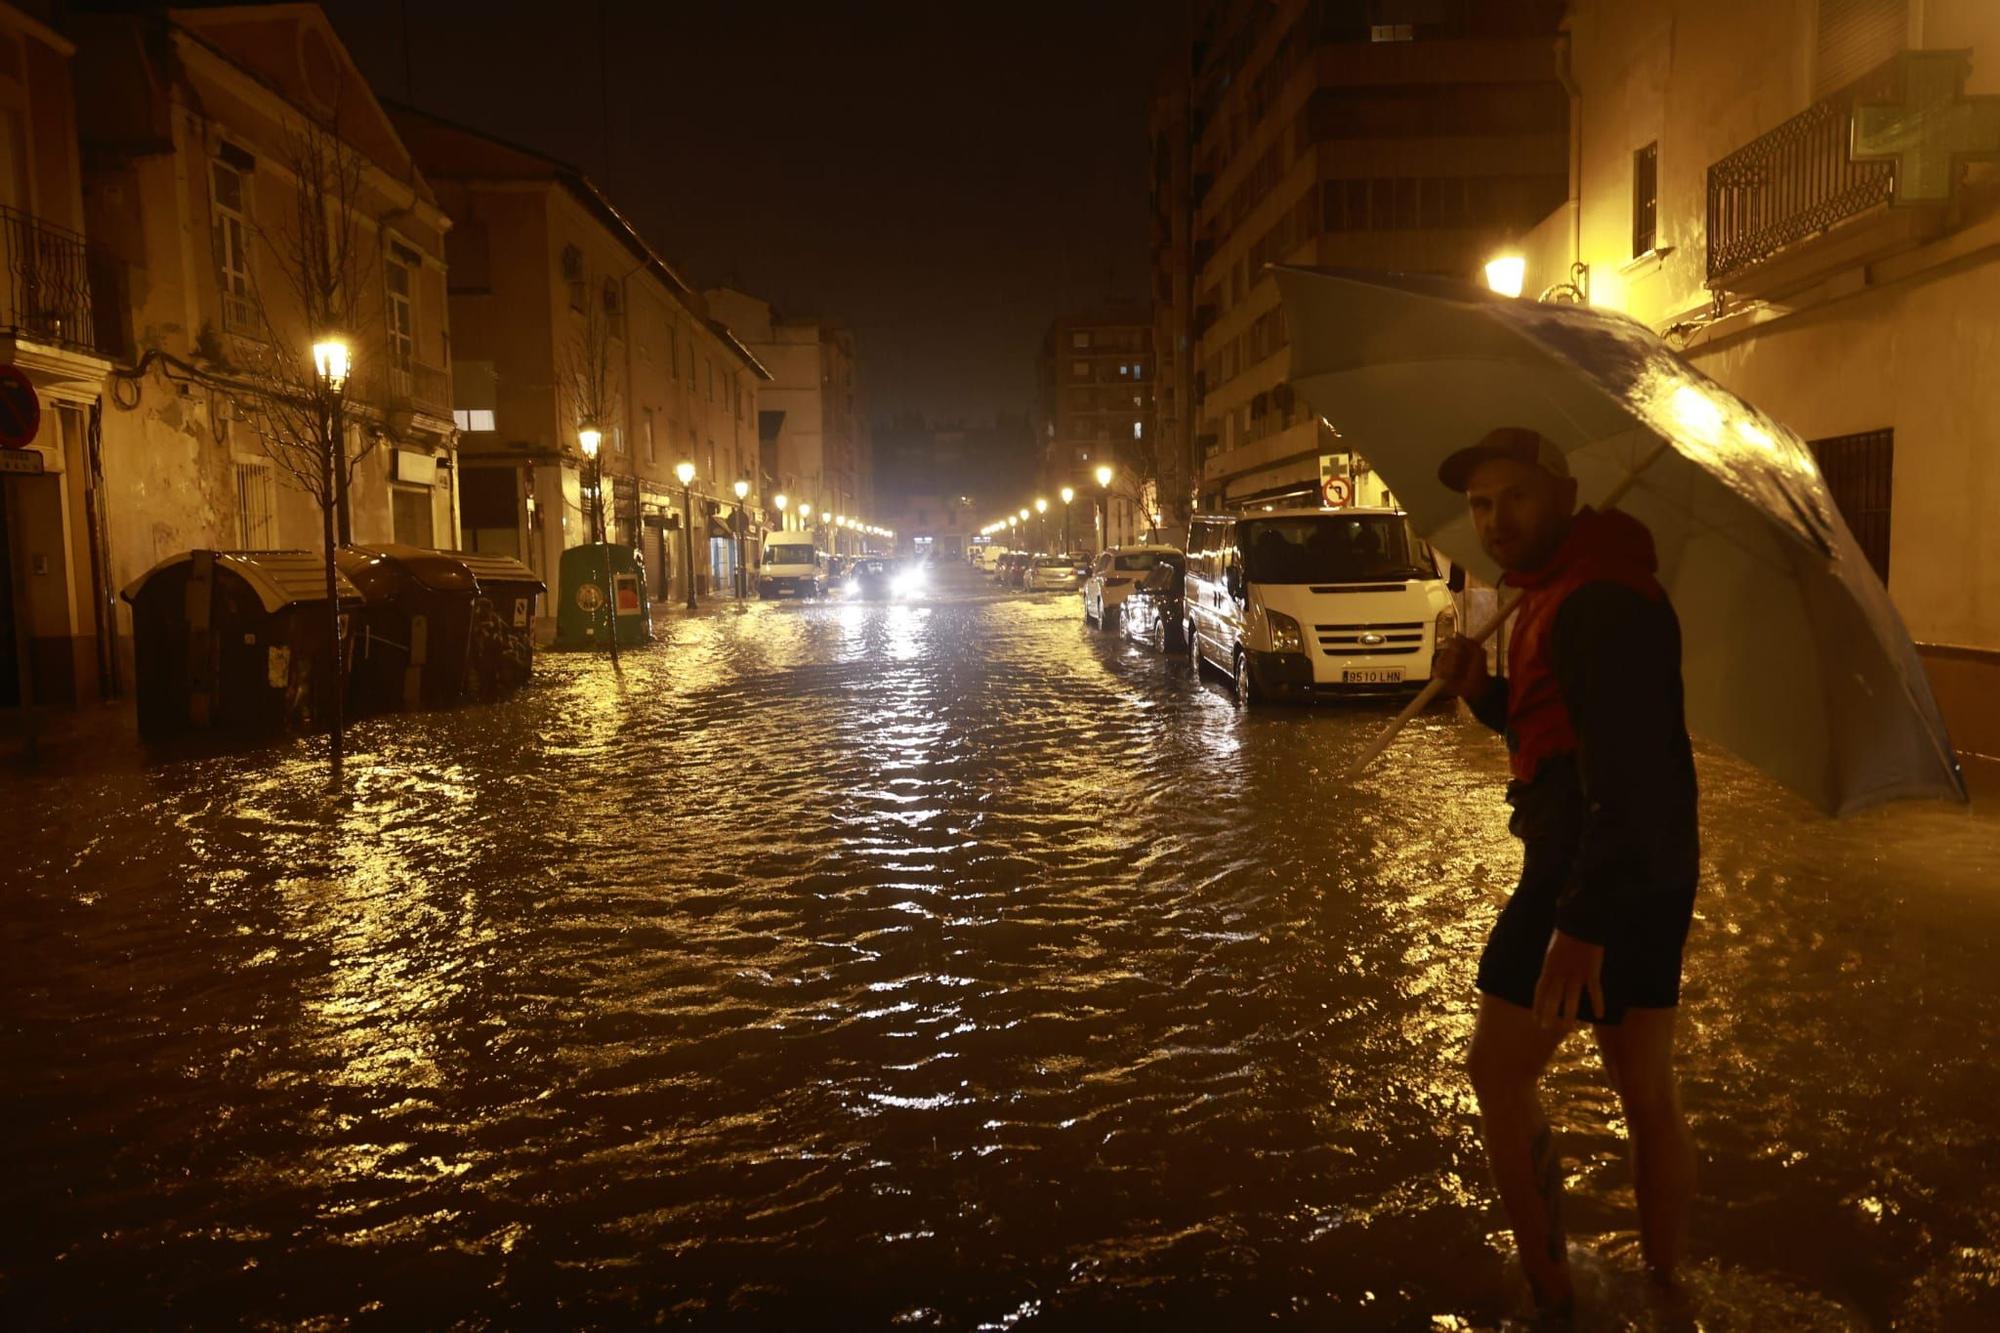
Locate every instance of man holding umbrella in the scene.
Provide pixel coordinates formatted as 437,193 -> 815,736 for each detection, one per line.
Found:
1431,426 -> 1700,1315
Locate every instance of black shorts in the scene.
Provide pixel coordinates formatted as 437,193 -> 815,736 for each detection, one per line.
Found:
1477,779 -> 1697,1026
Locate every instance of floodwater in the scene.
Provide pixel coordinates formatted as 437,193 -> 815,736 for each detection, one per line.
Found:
6,565 -> 2000,1329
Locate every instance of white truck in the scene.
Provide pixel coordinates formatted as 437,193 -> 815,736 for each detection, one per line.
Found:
758,532 -> 824,598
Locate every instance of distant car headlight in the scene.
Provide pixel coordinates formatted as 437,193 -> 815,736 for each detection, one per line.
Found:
1267,608 -> 1304,653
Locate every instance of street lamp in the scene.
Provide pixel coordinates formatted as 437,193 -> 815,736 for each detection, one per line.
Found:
676,459 -> 697,611
1094,464 -> 1114,553
312,336 -> 353,544
1484,253 -> 1526,299
733,476 -> 751,600
578,423 -> 619,662
1059,485 -> 1075,554
774,492 -> 788,530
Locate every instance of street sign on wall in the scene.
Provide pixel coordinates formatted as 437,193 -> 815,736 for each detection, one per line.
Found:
0,365 -> 41,448
0,447 -> 45,475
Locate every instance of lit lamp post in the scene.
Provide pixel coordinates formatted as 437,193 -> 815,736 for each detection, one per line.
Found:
578,423 -> 620,663
676,459 -> 697,611
733,476 -> 751,600
1094,464 -> 1113,553
1034,497 -> 1048,553
774,492 -> 788,530
310,335 -> 350,767
1059,485 -> 1075,554
1483,253 -> 1526,299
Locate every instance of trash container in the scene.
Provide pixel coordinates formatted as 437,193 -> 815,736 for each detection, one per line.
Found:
445,551 -> 543,701
121,549 -> 363,743
337,543 -> 480,715
554,542 -> 652,650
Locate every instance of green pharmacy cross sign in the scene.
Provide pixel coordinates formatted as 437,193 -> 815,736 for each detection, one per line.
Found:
1852,50 -> 2000,204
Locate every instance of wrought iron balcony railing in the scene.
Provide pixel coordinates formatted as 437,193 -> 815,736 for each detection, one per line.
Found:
1706,62 -> 1901,285
0,204 -> 99,354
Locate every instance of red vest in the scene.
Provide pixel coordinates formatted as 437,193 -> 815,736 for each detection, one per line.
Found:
1501,508 -> 1665,782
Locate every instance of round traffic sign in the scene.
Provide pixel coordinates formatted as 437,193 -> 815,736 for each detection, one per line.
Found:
1322,474 -> 1352,508
0,365 -> 40,449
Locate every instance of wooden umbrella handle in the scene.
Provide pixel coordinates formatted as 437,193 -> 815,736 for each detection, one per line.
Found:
1346,589 -> 1521,778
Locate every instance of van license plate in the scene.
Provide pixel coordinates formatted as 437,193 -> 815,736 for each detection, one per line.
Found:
1343,668 -> 1404,684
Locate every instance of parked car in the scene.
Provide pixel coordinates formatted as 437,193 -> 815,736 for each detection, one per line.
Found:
1028,554 -> 1081,591
998,552 -> 1032,588
1183,507 -> 1453,706
1118,553 -> 1188,654
1084,544 -> 1182,630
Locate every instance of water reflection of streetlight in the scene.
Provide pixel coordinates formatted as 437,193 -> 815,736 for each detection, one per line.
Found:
676,459 -> 697,611
733,476 -> 751,600
579,424 -> 618,662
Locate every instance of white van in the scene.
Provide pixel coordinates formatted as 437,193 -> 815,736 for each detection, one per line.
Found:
758,532 -> 824,598
1183,507 -> 1455,705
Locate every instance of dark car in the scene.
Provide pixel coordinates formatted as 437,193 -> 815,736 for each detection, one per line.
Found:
843,557 -> 896,598
998,552 -> 1031,589
1118,554 -> 1188,655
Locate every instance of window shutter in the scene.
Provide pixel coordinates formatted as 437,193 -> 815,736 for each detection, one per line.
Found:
1815,0 -> 1906,99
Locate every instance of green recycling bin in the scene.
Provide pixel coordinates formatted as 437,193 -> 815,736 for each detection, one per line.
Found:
554,542 -> 652,650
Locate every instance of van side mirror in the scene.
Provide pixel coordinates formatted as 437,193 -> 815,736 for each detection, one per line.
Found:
1446,562 -> 1466,593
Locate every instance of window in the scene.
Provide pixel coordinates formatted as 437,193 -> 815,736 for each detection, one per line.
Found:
385,242 -> 418,372
706,359 -> 716,402
392,485 -> 435,547
643,408 -> 657,463
1072,360 -> 1090,379
233,459 -> 276,547
1809,428 -> 1893,581
1632,141 -> 1659,257
210,160 -> 255,334
1132,421 -> 1144,439
452,409 -> 496,432
1072,331 -> 1090,349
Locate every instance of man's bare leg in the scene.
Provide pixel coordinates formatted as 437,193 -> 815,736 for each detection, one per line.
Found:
1468,994 -> 1573,1310
1593,1007 -> 1694,1286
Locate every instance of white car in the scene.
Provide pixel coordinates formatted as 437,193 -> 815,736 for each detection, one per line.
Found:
1083,545 -> 1182,630
1028,554 -> 1081,591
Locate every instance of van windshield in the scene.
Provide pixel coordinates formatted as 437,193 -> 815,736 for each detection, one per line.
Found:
767,544 -> 814,565
1238,516 -> 1435,585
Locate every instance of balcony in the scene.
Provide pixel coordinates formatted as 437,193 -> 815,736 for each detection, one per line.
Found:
1706,60 -> 1917,291
0,205 -> 99,355
388,359 -> 451,419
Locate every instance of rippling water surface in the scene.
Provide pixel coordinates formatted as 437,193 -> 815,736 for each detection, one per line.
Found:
6,566 -> 2000,1328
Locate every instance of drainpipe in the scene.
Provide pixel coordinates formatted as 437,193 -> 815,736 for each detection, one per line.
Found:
1556,27 -> 1583,276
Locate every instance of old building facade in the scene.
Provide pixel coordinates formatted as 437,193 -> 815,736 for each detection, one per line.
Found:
392,110 -> 769,613
78,4 -> 456,683
0,1 -> 113,712
1503,0 -> 2000,762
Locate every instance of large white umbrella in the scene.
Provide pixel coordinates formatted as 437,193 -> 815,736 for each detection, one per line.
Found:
1274,264 -> 1966,815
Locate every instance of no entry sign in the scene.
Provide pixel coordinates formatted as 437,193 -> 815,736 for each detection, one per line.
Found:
0,365 -> 40,448
1322,474 -> 1352,508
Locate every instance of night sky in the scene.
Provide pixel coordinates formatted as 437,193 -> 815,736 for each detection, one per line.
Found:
320,0 -> 1175,428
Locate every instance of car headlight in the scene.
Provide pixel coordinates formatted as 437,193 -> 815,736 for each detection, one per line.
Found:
1267,608 -> 1304,653
1434,606 -> 1458,642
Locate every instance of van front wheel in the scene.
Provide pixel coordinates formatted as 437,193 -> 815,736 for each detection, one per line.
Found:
1234,649 -> 1263,707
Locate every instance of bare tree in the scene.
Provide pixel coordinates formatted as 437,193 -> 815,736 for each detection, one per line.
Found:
225,108 -> 382,776
560,279 -> 624,659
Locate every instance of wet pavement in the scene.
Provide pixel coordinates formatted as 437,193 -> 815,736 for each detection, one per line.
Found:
6,563 -> 2000,1329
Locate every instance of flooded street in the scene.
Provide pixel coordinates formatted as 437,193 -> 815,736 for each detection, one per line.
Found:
6,564 -> 2000,1329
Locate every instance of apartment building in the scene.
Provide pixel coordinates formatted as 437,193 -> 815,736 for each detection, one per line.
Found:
1153,0 -> 1569,513
1503,0 -> 2000,762
391,109 -> 769,610
1036,309 -> 1155,549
